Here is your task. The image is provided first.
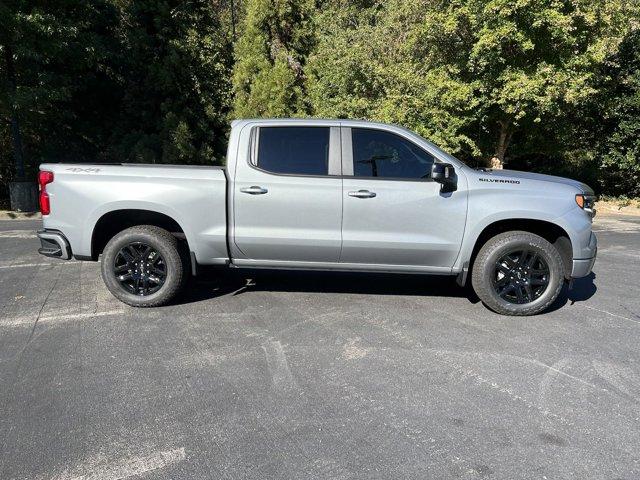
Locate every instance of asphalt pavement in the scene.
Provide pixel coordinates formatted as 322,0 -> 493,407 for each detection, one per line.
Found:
1,215 -> 639,480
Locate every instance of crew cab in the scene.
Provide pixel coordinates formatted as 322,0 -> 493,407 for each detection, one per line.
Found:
37,119 -> 597,315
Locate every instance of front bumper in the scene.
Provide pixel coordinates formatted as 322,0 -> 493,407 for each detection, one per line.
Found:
571,232 -> 597,278
37,229 -> 72,260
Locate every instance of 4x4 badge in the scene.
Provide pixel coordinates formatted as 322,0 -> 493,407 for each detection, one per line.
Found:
66,167 -> 101,173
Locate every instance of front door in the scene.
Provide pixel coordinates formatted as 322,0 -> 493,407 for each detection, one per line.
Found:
340,126 -> 467,269
233,124 -> 343,263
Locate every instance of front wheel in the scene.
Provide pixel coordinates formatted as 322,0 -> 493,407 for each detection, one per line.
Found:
100,225 -> 187,307
471,231 -> 564,316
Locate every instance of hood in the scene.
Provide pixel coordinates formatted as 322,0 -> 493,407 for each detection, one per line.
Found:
476,168 -> 594,194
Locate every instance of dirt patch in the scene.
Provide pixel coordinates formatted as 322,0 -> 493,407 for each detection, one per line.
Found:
596,200 -> 640,217
0,211 -> 41,220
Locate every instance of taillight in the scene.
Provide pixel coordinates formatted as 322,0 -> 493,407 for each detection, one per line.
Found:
38,170 -> 54,215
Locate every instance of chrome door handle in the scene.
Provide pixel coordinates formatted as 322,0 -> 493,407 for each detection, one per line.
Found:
240,186 -> 268,195
348,190 -> 376,198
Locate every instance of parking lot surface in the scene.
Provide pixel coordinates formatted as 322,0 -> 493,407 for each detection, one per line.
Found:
1,216 -> 640,480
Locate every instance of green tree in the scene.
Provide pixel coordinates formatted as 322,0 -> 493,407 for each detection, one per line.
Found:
307,2 -> 478,157
0,0 -> 122,183
232,0 -> 315,118
109,0 -> 233,165
0,0 -> 233,200
308,0 -> 634,168
596,29 -> 640,197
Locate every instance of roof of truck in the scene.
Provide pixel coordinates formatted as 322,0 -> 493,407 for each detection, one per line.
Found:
232,118 -> 393,128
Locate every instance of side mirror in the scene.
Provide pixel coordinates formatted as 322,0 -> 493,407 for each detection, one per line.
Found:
431,163 -> 457,193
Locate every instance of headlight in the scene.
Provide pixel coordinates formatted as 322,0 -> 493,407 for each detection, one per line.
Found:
575,194 -> 596,216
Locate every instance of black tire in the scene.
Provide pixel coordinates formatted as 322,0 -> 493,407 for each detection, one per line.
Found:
471,231 -> 564,316
100,225 -> 187,307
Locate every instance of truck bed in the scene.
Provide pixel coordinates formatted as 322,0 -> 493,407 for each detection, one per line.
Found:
40,163 -> 229,265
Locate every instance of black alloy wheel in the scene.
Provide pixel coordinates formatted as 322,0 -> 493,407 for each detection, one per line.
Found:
114,242 -> 167,296
101,225 -> 187,307
493,249 -> 550,304
472,231 -> 564,316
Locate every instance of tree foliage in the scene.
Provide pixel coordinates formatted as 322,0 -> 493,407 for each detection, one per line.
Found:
232,0 -> 315,117
306,2 -> 479,157
1,0 -> 639,198
109,0 -> 233,164
308,0 -> 636,169
0,0 -> 123,181
0,0 -> 232,192
596,30 -> 640,197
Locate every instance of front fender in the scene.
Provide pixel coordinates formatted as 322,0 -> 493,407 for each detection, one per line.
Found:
453,206 -> 585,271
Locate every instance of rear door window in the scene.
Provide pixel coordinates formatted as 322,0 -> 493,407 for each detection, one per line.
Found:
256,127 -> 330,176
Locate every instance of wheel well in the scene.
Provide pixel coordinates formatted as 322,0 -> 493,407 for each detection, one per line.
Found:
469,219 -> 573,279
91,209 -> 187,260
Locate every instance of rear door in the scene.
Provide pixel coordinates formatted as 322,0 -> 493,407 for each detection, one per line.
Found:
233,124 -> 343,263
340,126 -> 467,270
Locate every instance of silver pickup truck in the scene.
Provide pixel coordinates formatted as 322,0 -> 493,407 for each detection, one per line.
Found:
37,119 -> 597,315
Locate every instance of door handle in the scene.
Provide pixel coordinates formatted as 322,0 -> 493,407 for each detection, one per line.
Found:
240,186 -> 268,195
348,189 -> 376,198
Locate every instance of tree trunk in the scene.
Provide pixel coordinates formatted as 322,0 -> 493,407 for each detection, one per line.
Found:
488,121 -> 512,170
3,43 -> 25,180
230,0 -> 236,40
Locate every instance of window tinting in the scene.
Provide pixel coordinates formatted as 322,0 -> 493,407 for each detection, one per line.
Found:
352,128 -> 435,179
257,127 -> 330,175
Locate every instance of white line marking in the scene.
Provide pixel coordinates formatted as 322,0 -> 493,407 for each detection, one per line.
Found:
262,339 -> 296,392
2,310 -> 123,327
580,305 -> 640,325
539,362 -> 602,389
51,447 -> 186,480
0,262 -> 76,269
435,349 -> 607,394
0,230 -> 36,238
538,357 -> 575,421
592,359 -> 640,398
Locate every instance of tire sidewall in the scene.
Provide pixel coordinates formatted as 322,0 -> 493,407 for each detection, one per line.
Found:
475,235 -> 563,315
101,229 -> 182,306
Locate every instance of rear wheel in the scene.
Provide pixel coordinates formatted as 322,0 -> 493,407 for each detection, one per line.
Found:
471,231 -> 564,316
101,225 -> 186,307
